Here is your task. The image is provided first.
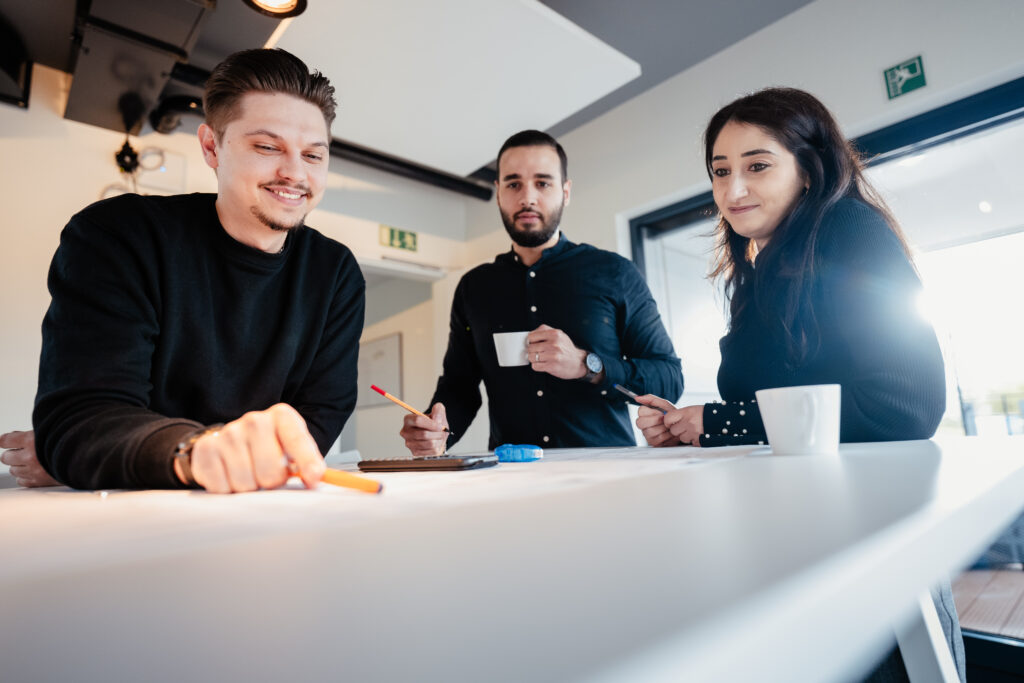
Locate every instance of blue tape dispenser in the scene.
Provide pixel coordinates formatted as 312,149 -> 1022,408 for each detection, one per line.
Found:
495,444 -> 543,463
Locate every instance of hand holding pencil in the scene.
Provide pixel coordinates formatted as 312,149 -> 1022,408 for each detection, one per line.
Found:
372,385 -> 450,435
388,389 -> 452,458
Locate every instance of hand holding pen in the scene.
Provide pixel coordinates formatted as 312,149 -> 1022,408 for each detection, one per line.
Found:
374,386 -> 454,458
629,389 -> 704,448
614,384 -> 693,448
613,383 -> 666,413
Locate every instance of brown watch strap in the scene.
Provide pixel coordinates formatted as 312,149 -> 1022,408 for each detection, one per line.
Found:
173,423 -> 224,487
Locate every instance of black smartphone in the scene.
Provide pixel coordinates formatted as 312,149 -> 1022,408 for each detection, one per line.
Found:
357,454 -> 498,472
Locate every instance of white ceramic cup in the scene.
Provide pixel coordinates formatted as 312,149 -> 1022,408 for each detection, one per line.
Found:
493,331 -> 530,367
754,384 -> 841,456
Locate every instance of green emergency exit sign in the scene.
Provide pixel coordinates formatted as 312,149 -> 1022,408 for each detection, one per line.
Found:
884,56 -> 926,99
379,224 -> 418,252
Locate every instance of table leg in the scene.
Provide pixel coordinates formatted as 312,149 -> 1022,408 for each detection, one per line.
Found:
895,590 -> 960,683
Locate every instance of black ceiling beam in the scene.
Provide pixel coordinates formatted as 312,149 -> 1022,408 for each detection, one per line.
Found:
329,138 -> 492,201
82,15 -> 189,62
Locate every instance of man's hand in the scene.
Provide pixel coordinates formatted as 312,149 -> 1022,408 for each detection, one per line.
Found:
0,430 -> 60,487
181,403 -> 325,494
399,403 -> 449,457
527,324 -> 588,380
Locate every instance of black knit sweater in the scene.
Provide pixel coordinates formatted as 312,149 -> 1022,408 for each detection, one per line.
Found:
700,198 -> 945,446
33,193 -> 365,489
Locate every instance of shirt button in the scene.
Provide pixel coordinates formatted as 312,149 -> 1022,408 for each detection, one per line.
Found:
530,305 -> 537,312
529,271 -> 536,278
542,435 -> 550,443
600,390 -> 607,395
536,390 -> 544,397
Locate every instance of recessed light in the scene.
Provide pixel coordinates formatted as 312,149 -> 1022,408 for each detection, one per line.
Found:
979,201 -> 993,214
242,0 -> 307,19
897,154 -> 925,167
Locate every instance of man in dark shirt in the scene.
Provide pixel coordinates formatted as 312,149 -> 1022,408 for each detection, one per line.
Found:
400,130 -> 682,455
20,48 -> 364,493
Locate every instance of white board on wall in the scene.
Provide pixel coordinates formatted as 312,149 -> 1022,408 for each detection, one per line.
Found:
357,333 -> 402,408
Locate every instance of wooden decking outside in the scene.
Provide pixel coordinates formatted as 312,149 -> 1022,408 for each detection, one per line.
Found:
953,568 -> 1024,639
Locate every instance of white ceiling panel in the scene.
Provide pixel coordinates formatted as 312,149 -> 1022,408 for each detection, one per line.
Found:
274,0 -> 640,176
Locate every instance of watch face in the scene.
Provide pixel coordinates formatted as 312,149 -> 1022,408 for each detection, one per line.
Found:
586,353 -> 603,373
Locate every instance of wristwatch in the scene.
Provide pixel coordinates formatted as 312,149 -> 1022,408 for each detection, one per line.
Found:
173,423 -> 223,486
581,352 -> 604,383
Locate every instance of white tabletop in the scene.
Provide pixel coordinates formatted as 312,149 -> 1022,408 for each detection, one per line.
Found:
2,437 -> 1023,682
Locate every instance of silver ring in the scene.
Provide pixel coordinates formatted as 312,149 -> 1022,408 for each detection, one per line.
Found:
535,352 -> 540,362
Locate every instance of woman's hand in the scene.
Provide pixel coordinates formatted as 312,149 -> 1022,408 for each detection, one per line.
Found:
664,405 -> 705,447
635,394 -> 681,447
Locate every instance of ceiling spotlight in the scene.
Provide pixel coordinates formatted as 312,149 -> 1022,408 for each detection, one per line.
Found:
897,154 -> 925,168
978,201 -> 993,214
242,0 -> 308,18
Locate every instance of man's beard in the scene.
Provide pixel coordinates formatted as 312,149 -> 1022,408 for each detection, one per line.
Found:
251,206 -> 306,233
500,202 -> 564,248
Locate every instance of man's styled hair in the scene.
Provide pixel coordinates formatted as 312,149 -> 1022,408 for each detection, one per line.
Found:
496,129 -> 568,183
203,48 -> 337,138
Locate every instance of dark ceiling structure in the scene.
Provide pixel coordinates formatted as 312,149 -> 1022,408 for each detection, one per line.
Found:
0,0 -> 813,198
0,0 -> 492,198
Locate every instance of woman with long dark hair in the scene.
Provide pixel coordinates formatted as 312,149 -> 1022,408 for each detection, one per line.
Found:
635,87 -> 963,681
637,87 -> 945,448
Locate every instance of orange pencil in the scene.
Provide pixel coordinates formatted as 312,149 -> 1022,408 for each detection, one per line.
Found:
320,467 -> 383,494
371,385 -> 452,434
289,464 -> 383,494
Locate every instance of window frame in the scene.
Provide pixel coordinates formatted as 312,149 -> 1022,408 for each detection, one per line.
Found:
629,74 -> 1024,275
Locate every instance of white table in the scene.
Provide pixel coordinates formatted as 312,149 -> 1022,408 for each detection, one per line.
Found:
2,437 -> 1023,682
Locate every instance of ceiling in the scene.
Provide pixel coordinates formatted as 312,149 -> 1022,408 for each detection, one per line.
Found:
0,0 -> 814,188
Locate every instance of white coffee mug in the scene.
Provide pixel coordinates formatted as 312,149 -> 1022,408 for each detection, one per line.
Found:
493,331 -> 530,367
754,384 -> 841,456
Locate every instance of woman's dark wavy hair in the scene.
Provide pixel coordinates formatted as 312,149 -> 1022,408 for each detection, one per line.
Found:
704,87 -> 911,364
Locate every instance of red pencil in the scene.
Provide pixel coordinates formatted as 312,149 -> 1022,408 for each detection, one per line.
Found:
371,385 -> 451,434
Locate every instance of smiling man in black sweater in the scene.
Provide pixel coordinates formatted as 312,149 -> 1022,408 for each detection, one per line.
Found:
24,49 -> 364,493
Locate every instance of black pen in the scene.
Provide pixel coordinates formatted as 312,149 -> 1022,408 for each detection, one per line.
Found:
613,383 -> 667,414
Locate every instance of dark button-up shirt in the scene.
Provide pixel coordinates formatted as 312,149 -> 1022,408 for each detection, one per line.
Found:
431,233 -> 683,449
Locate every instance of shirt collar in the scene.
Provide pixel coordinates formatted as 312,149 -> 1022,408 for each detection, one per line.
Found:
498,231 -> 573,266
